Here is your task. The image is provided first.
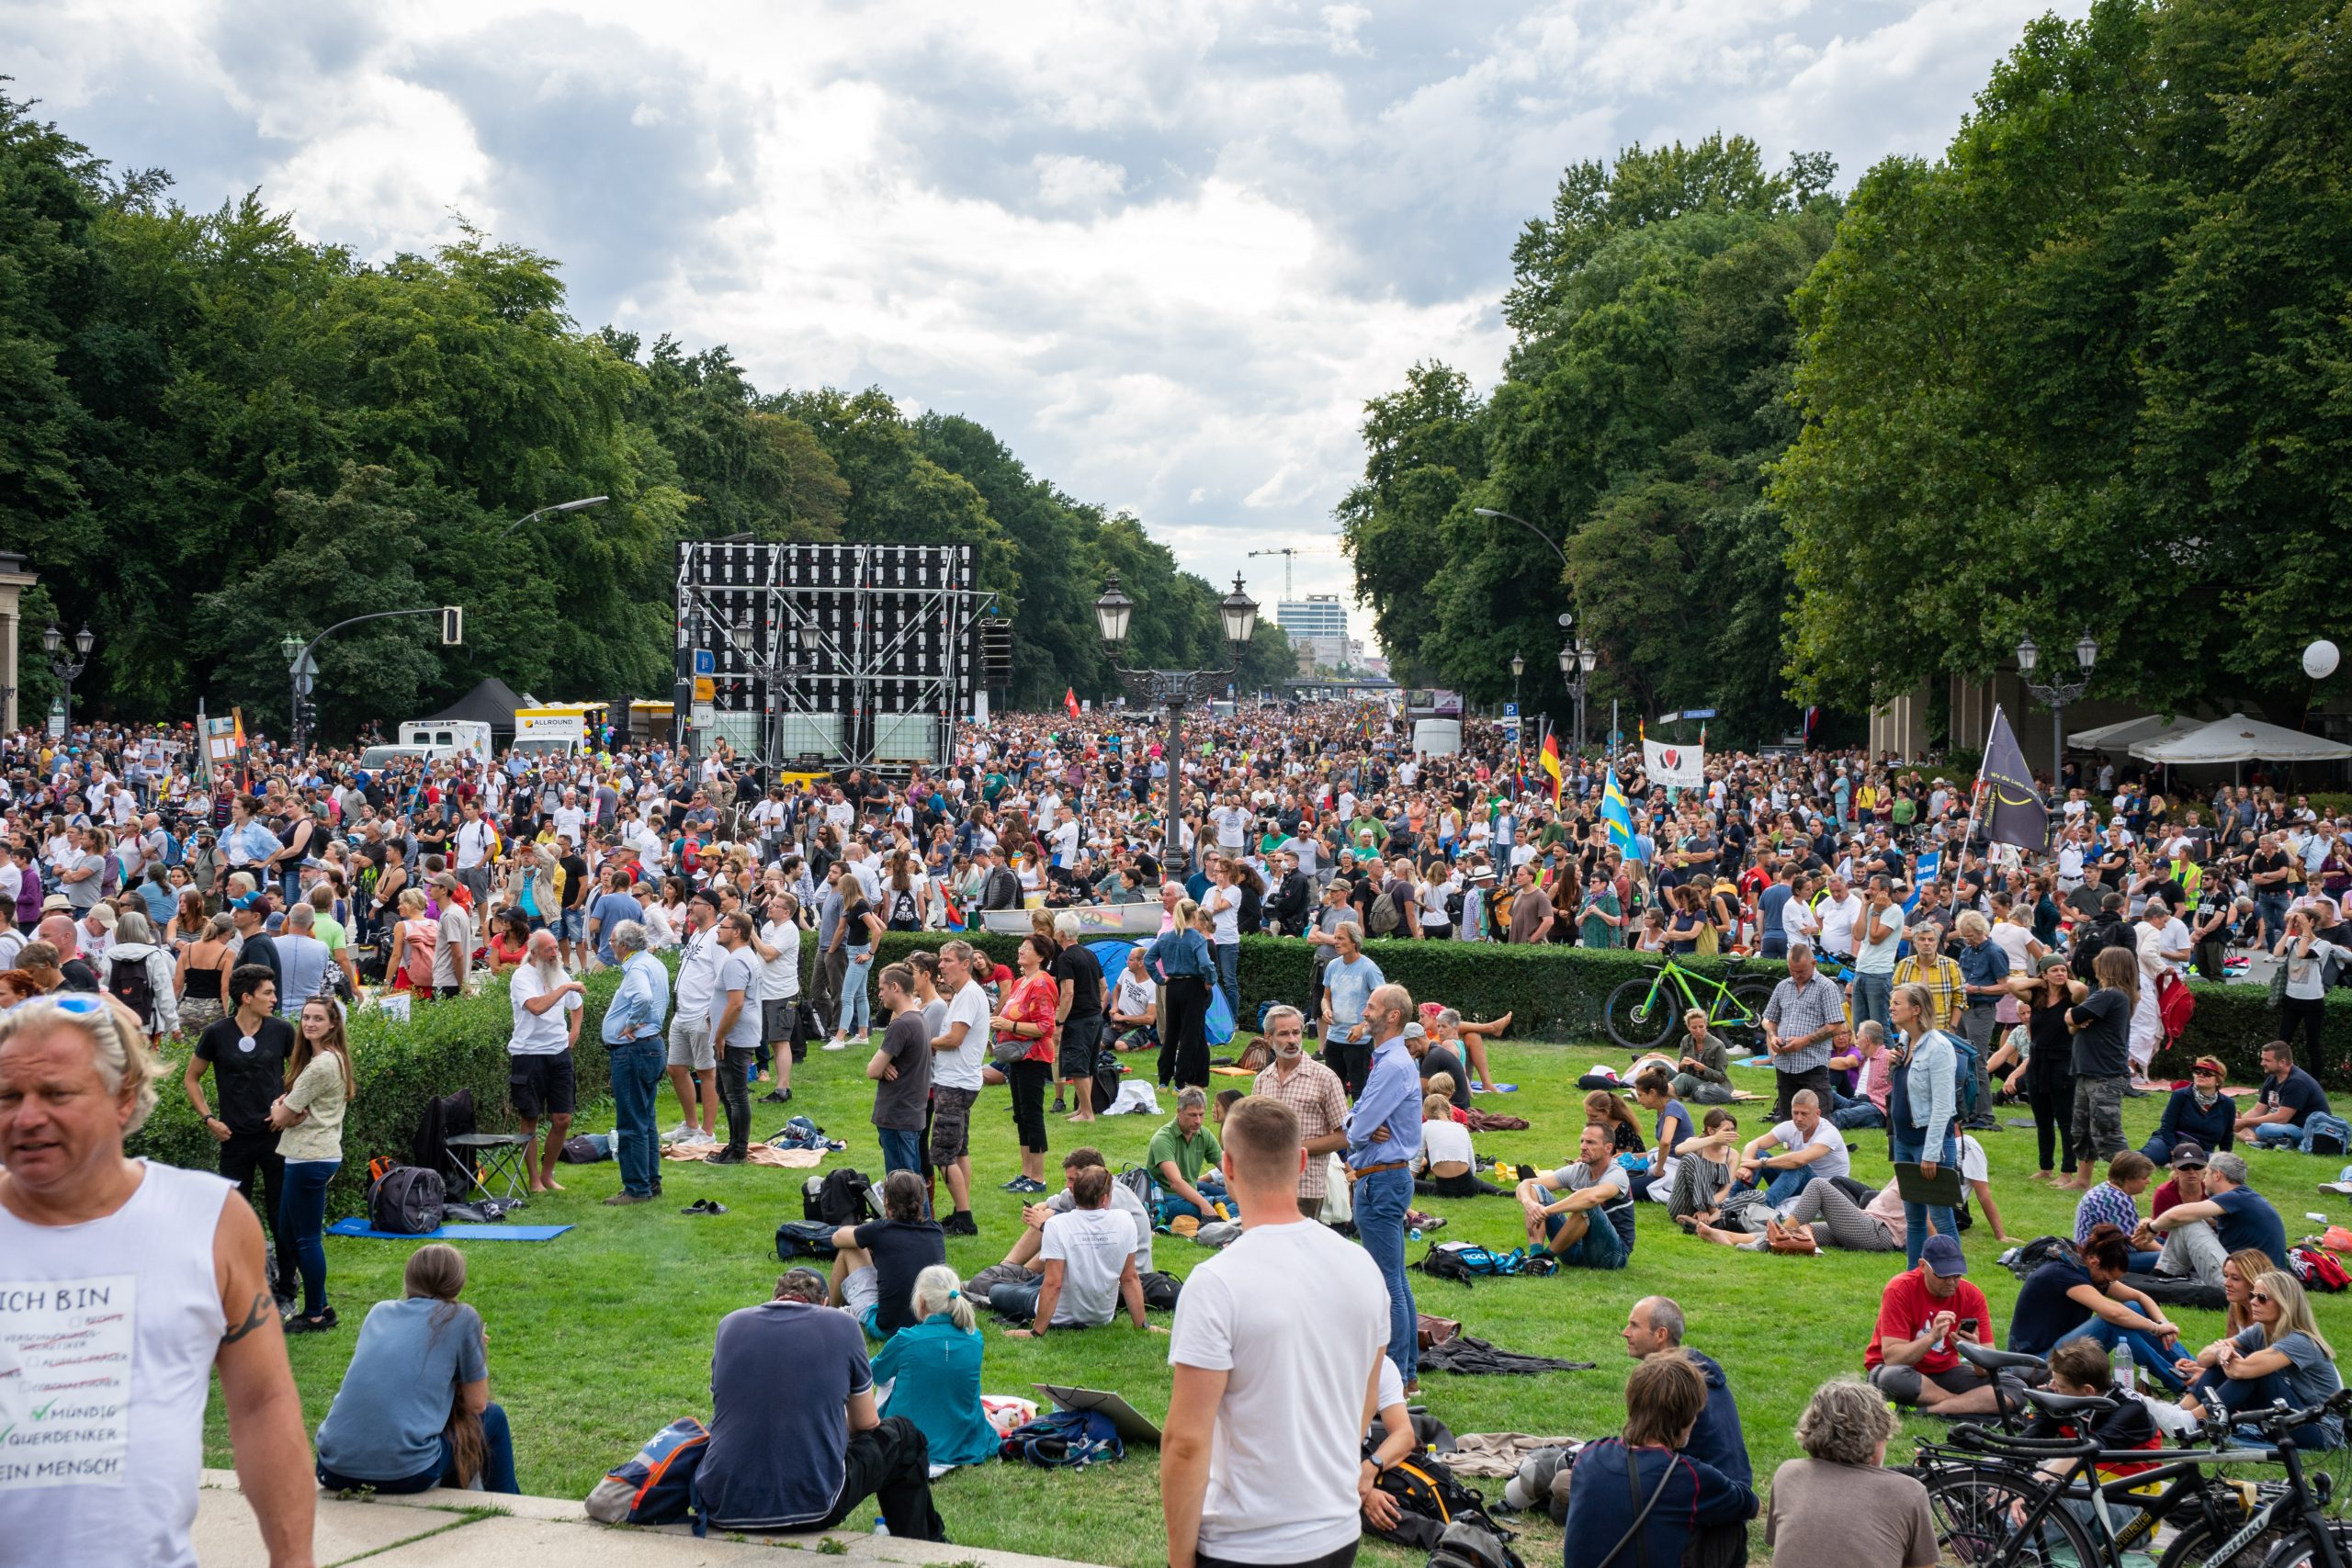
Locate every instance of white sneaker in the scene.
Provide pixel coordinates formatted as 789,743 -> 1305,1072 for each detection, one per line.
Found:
663,1124 -> 694,1143
685,1128 -> 718,1145
822,1038 -> 846,1052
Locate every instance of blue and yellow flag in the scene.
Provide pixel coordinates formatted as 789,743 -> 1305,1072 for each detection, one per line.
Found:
1601,766 -> 1642,861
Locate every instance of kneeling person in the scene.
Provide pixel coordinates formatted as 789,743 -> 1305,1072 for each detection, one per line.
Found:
1516,1122 -> 1636,1269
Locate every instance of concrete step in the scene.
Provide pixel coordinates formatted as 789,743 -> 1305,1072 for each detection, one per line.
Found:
196,1470 -> 1111,1568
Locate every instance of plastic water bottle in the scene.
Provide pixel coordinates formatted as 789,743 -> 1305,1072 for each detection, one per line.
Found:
1408,1227 -> 1424,1243
2116,1339 -> 2136,1393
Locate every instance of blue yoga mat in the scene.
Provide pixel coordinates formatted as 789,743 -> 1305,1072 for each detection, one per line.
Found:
328,1218 -> 574,1242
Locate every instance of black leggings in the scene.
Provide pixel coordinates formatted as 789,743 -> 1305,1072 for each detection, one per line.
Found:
2280,995 -> 2326,1065
717,1045 -> 758,1156
1161,977 -> 1211,1089
1006,1059 -> 1051,1155
2027,1064 -> 2078,1174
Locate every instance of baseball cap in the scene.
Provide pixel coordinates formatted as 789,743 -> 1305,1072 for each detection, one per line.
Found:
1920,1235 -> 1968,1277
2168,1142 -> 2208,1170
2193,1055 -> 2227,1077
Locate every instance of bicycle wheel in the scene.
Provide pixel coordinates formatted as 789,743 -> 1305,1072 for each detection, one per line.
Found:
2252,1523 -> 2352,1568
1604,976 -> 1675,1050
1923,1468 -> 2102,1567
1716,982 -> 1776,1041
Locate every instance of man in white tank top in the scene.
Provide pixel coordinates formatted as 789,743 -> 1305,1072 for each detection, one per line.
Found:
0,994 -> 317,1567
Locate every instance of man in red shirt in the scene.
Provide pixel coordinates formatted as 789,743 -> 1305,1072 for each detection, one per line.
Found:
1864,1235 -> 2008,1413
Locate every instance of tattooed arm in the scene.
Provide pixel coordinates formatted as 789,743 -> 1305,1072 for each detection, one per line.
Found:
212,1191 -> 317,1567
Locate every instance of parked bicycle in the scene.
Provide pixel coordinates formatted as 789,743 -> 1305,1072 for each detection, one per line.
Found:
1602,953 -> 1775,1051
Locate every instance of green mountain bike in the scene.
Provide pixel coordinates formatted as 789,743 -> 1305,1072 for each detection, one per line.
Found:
1603,955 -> 1775,1051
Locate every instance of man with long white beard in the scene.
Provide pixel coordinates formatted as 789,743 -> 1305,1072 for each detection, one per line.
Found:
509,928 -> 586,1193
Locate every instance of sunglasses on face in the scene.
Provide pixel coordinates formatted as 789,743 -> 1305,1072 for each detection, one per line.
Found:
2252,1292 -> 2275,1303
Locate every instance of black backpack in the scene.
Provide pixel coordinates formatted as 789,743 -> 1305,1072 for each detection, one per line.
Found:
368,1166 -> 446,1235
775,1219 -> 842,1259
1429,1520 -> 1524,1568
1364,1444 -> 1518,1557
105,950 -> 159,1031
803,1167 -> 878,1226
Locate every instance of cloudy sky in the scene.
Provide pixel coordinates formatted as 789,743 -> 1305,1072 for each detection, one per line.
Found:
7,0 -> 2083,629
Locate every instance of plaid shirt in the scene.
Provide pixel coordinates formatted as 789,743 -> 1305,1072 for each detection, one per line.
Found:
1254,1054 -> 1350,1198
1761,973 -> 1847,1075
1894,953 -> 1965,1031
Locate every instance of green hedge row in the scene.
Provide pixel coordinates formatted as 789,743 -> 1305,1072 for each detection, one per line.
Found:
130,967 -> 632,1210
126,928 -> 2351,1209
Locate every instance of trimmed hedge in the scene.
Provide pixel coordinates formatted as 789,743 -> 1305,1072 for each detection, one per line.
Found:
869,929 -> 2352,1087
130,967 -> 631,1211
129,929 -> 2351,1210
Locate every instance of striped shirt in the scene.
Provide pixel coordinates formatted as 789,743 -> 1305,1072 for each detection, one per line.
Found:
2074,1181 -> 2141,1243
1252,1055 -> 1350,1198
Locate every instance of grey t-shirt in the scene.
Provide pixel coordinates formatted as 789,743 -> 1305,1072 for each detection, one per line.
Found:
1550,1158 -> 1636,1252
717,948 -> 763,1051
871,1010 -> 933,1131
314,1298 -> 487,1481
2232,1327 -> 2346,1445
275,933 -> 331,1014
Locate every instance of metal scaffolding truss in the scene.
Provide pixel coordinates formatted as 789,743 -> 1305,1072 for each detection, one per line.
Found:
673,541 -> 982,773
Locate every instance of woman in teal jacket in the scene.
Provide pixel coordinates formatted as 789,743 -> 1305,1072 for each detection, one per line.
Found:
872,1265 -> 999,1469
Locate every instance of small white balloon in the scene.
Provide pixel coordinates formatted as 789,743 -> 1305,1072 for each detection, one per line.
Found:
2305,639 -> 2341,681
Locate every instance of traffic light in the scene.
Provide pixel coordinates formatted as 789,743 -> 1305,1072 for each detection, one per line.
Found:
441,606 -> 464,645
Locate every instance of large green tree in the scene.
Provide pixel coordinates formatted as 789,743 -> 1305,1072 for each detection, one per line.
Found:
1773,0 -> 2352,718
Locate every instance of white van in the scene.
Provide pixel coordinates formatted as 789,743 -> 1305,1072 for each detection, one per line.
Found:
397,719 -> 493,767
512,707 -> 588,760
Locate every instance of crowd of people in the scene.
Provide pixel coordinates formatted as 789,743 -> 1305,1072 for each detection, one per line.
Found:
4,701 -> 2349,1568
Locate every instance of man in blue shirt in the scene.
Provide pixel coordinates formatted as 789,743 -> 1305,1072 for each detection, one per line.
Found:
586,867 -> 645,967
1317,924 -> 1383,1098
1346,982 -> 1422,1392
1621,1294 -> 1754,1561
601,919 -> 672,1204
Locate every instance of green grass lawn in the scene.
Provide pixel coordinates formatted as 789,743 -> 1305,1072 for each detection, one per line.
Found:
205,1032 -> 2352,1566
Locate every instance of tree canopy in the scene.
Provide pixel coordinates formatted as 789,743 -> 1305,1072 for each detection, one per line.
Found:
0,88 -> 1272,730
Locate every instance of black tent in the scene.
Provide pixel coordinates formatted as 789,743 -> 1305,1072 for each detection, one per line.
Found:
419,677 -> 528,735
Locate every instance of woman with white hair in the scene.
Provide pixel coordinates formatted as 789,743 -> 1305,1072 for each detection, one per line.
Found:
868,1265 -> 997,1469
1765,1380 -> 1935,1566
99,907 -> 181,1041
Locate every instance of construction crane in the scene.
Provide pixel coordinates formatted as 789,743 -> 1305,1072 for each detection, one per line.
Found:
1248,545 -> 1336,600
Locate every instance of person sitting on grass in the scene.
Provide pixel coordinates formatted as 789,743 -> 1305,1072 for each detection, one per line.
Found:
1627,1069 -> 1691,1201
1149,1088 -> 1227,1223
869,1266 -> 999,1471
1734,1089 -> 1849,1206
2143,1149 -> 2287,1291
2020,1339 -> 2165,1538
1765,1380 -> 1936,1568
695,1267 -> 947,1539
1516,1122 -> 1635,1270
1418,1002 -> 1511,1092
1583,1089 -> 1646,1156
2072,1149 -> 2154,1243
2007,1222 -> 2186,1391
2177,1269 -> 2346,1450
1413,1091 -> 1502,1197
1667,1009 -> 1736,1106
992,1164 -> 1161,1338
827,1170 -> 945,1342
1560,1351 -> 1757,1568
314,1243 -> 519,1495
1864,1235 -> 2013,1416
1691,1174 -> 1906,1256
975,1145 -> 1154,1298
2142,1055 -> 2236,1163
1665,1108 -> 1744,1224
1109,945 -> 1159,1054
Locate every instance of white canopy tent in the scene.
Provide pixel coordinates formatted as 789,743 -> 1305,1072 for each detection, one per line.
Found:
2067,714 -> 2207,752
2130,712 -> 2352,765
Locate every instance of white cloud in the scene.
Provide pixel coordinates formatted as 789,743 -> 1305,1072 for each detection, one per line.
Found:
0,0 -> 2091,641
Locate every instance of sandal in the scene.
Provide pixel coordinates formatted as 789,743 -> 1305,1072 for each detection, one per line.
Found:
683,1198 -> 729,1216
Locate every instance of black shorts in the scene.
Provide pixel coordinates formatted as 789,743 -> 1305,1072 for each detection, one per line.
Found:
1057,1014 -> 1102,1079
762,998 -> 797,1045
508,1053 -> 577,1120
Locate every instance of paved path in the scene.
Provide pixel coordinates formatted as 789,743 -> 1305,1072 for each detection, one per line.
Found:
195,1470 -> 1112,1568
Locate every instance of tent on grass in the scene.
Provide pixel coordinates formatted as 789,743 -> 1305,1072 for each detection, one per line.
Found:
1085,938 -> 1233,1045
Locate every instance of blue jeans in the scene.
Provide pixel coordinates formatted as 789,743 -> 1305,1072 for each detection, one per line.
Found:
318,1401 -> 519,1495
1890,1124 -> 1958,1269
2195,1367 -> 2343,1450
2057,1317 -> 2187,1392
1355,1165 -> 1417,1384
837,946 -> 874,1037
1851,972 -> 1893,1034
276,1158 -> 339,1316
1763,1166 -> 1819,1207
989,1277 -> 1046,1324
877,1126 -> 924,1179
1831,1093 -> 1886,1132
2254,1114 -> 2352,1152
1155,1179 -> 1230,1225
607,1039 -> 666,1196
1214,942 -> 1239,1019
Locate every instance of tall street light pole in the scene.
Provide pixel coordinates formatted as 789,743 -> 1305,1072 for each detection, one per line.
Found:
500,494 -> 610,537
1094,572 -> 1260,878
1510,651 -> 1524,755
2016,630 -> 2098,786
43,622 -> 93,736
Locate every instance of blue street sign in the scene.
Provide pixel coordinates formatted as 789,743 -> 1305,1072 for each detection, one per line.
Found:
1503,702 -> 1520,717
692,649 -> 716,676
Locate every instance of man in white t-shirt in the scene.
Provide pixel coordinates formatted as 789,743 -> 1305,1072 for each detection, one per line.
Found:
667,895 -> 723,1146
508,931 -> 586,1193
1737,1090 -> 1850,1207
928,941 -> 994,1235
1814,874 -> 1864,961
753,891 -> 802,1105
1209,795 -> 1251,854
993,1165 -> 1153,1336
1165,1095 -> 1388,1568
